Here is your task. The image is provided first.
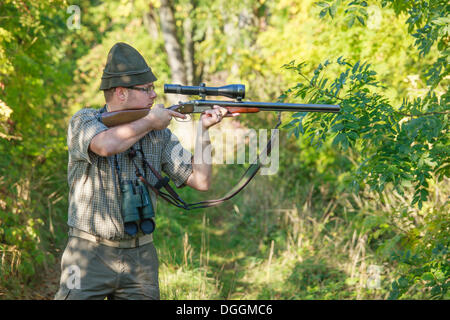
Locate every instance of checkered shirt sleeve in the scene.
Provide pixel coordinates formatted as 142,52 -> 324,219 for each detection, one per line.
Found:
67,108 -> 109,163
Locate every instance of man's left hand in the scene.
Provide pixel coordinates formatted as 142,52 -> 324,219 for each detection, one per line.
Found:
200,105 -> 239,129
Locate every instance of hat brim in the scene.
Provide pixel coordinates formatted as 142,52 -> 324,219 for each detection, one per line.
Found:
100,70 -> 157,90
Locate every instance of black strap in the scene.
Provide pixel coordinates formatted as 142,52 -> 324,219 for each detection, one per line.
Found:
131,117 -> 282,210
154,176 -> 170,190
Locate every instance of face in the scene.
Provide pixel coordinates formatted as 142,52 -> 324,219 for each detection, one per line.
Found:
123,82 -> 157,109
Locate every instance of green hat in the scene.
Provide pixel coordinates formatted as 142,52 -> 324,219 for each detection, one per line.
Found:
100,42 -> 157,90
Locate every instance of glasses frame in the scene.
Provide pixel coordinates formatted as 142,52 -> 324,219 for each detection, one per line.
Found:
128,85 -> 155,95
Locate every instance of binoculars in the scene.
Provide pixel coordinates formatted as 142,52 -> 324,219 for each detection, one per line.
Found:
120,180 -> 155,236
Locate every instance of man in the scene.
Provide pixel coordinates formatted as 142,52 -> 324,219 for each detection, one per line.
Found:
55,42 -> 231,300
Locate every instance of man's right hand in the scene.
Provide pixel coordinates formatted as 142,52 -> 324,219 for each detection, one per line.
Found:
145,104 -> 186,130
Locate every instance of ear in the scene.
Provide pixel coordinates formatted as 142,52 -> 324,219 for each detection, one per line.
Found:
115,87 -> 129,102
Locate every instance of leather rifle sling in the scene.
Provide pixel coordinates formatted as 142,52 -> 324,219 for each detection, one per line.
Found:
132,119 -> 281,210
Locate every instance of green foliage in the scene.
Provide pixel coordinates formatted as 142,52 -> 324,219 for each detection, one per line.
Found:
280,0 -> 449,299
0,0 -> 71,293
0,0 -> 448,300
281,58 -> 448,210
316,0 -> 449,88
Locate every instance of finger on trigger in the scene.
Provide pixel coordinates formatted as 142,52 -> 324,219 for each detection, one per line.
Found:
169,110 -> 186,119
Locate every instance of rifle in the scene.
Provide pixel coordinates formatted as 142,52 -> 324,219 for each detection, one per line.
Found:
98,83 -> 340,210
99,83 -> 340,127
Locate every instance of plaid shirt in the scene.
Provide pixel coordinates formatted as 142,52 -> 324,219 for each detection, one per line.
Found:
67,108 -> 193,240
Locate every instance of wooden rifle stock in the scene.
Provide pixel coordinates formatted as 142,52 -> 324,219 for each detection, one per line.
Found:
224,107 -> 260,114
100,108 -> 150,127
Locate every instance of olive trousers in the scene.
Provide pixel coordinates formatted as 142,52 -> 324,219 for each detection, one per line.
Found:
54,236 -> 159,300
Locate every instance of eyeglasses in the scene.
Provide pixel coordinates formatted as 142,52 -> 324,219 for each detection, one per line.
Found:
128,85 -> 155,95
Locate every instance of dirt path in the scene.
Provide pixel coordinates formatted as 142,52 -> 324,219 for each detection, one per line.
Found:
29,257 -> 61,300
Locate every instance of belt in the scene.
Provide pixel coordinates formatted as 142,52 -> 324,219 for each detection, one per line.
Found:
69,228 -> 153,249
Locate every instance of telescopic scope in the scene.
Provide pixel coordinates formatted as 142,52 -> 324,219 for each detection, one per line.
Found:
164,83 -> 245,99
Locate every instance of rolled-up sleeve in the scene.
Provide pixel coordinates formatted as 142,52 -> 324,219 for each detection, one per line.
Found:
67,109 -> 109,163
161,129 -> 193,187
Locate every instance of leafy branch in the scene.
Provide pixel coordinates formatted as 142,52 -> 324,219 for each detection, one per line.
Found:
280,58 -> 449,210
315,0 -> 450,88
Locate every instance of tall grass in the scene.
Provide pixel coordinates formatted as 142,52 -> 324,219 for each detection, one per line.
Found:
1,140 -> 447,300
155,162 -> 449,299
0,150 -> 68,299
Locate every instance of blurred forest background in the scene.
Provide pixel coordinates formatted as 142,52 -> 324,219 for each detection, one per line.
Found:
0,0 -> 448,299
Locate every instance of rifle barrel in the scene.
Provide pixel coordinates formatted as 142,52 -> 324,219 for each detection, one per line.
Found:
174,100 -> 340,113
